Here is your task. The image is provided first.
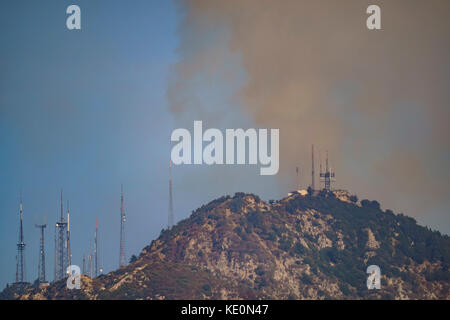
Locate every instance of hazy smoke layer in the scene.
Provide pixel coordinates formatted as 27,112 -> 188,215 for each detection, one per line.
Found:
168,0 -> 450,232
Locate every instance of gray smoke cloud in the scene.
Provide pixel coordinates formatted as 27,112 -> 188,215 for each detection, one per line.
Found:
168,0 -> 450,233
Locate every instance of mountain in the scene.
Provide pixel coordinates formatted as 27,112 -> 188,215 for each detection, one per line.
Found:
1,190 -> 449,299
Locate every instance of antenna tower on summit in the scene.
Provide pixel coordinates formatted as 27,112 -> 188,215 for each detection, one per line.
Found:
119,185 -> 126,268
15,193 -> 26,284
320,151 -> 335,191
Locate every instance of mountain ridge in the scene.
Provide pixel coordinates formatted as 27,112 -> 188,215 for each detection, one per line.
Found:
1,190 -> 449,299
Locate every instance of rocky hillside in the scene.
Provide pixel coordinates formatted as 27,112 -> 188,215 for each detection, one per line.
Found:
1,191 -> 449,299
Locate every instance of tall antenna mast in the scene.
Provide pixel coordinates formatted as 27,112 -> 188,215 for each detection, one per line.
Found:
54,189 -> 67,281
54,225 -> 56,281
320,150 -> 335,191
95,218 -> 98,277
319,150 -> 322,176
296,167 -> 300,190
168,160 -> 174,228
35,222 -> 47,283
66,200 -> 71,267
119,184 -> 126,267
311,144 -> 315,191
15,193 -> 26,283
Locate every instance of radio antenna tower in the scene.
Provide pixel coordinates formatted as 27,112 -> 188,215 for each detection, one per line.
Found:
95,218 -> 98,277
15,193 -> 26,283
35,221 -> 47,283
168,160 -> 174,228
54,189 -> 67,281
319,150 -> 322,175
119,184 -> 126,268
66,201 -> 71,267
311,144 -> 315,191
320,151 -> 335,191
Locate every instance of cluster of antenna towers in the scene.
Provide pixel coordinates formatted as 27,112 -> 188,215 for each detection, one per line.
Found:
296,144 -> 336,192
14,158 -> 176,286
14,147 -> 333,286
14,151 -> 333,285
13,185 -> 129,286
14,149 -> 333,285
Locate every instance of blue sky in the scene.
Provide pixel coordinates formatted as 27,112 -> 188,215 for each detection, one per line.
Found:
0,0 -> 285,290
0,0 -> 180,288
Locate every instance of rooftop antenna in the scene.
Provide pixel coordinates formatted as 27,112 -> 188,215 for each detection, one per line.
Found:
35,221 -> 47,284
15,192 -> 26,283
119,184 -> 126,268
168,160 -> 174,228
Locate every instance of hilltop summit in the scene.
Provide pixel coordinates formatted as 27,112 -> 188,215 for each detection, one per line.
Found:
2,192 -> 449,299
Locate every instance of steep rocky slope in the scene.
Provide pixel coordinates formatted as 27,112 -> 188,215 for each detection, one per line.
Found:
2,191 -> 449,299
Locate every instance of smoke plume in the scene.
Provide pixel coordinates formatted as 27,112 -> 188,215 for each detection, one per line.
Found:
168,0 -> 450,233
